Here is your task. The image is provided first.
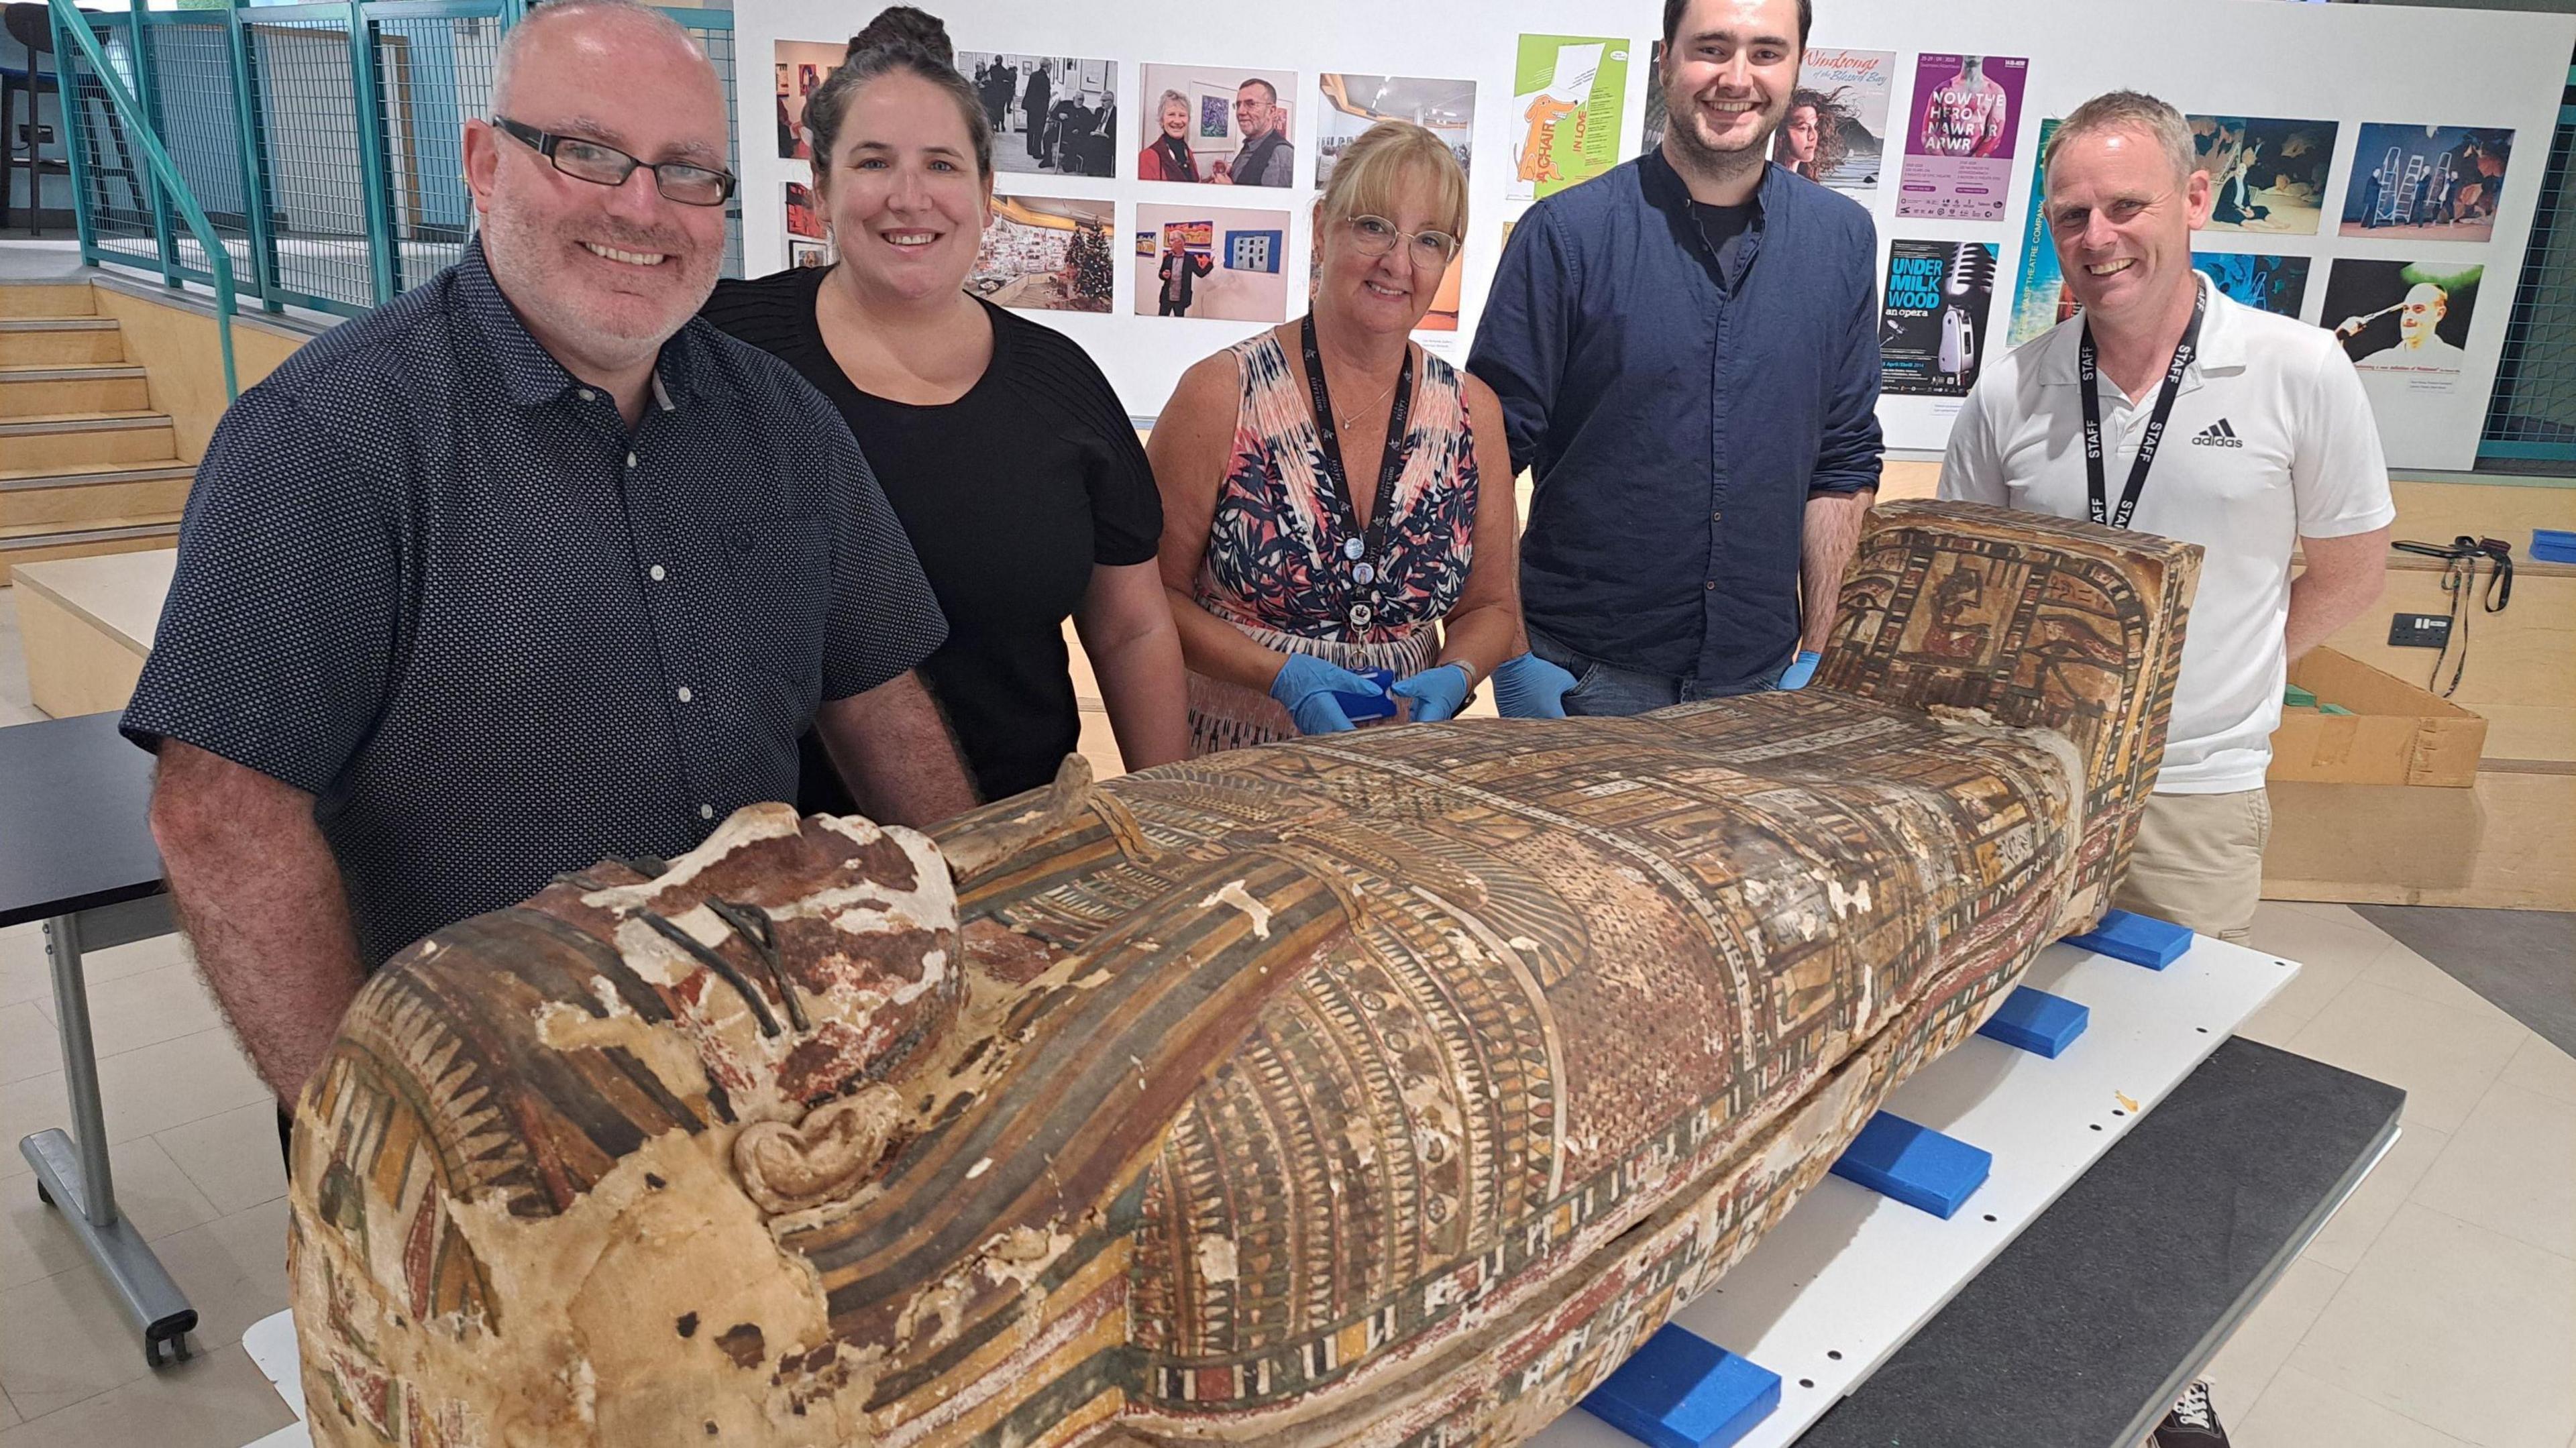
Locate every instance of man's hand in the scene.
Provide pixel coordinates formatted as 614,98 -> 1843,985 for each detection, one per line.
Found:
148,741 -> 366,1105
814,671 -> 981,826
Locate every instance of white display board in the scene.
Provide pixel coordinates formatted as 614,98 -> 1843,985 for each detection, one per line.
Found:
732,0 -> 2571,471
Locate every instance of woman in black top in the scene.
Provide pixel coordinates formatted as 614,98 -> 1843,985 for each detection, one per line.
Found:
703,9 -> 1188,807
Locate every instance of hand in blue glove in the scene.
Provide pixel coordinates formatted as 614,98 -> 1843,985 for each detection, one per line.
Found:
1269,652 -> 1386,736
1390,662 -> 1472,723
1491,651 -> 1578,719
1778,650 -> 1823,691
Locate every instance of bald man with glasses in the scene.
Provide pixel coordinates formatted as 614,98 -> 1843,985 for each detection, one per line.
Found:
122,0 -> 976,1148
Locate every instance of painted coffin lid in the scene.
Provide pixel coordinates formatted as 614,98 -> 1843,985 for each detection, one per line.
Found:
284,501 -> 2198,1448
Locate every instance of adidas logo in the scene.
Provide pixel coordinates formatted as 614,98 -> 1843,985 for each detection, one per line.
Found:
2190,419 -> 2245,448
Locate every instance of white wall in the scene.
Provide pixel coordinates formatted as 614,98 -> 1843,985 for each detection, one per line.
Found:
734,0 -> 2574,468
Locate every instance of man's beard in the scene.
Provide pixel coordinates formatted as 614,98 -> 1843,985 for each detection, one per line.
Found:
1662,84 -> 1782,182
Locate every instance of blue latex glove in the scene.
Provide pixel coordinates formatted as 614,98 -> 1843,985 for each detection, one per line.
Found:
1269,652 -> 1386,736
1491,651 -> 1577,718
1778,650 -> 1823,691
1390,662 -> 1472,723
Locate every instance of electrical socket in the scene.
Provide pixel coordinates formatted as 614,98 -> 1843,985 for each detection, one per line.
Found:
2387,613 -> 2452,649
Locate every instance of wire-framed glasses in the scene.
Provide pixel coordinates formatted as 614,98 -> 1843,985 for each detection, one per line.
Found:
1348,215 -> 1461,271
489,117 -> 737,207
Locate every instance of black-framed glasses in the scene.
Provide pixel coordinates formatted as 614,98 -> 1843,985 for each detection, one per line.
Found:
489,117 -> 737,207
1348,214 -> 1460,271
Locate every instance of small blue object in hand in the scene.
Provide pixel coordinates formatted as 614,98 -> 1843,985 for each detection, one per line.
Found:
1778,651 -> 1822,691
1338,668 -> 1398,722
1269,653 -> 1391,736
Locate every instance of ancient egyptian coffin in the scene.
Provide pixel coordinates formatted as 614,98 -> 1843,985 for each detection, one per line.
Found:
286,502 -> 2196,1447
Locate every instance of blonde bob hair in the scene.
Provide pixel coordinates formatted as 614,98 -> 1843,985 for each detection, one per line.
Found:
1318,120 -> 1467,241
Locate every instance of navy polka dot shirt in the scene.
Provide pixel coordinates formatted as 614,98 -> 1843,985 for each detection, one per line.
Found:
121,241 -> 947,968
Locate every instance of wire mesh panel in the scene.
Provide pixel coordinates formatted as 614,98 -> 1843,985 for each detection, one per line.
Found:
57,13 -> 159,271
371,3 -> 502,288
142,16 -> 256,285
672,10 -> 745,280
2479,110 -> 2576,468
246,8 -> 382,311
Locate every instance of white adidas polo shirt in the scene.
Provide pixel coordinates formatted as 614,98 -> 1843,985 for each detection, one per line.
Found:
1939,275 -> 2396,793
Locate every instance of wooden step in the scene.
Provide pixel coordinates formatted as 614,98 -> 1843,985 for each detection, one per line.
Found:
0,318 -> 127,367
0,283 -> 97,319
0,365 -> 153,418
0,410 -> 182,469
0,514 -> 182,585
0,461 -> 193,529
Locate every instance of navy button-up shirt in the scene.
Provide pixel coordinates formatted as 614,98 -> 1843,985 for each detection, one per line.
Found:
1469,150 -> 1884,685
122,241 -> 946,968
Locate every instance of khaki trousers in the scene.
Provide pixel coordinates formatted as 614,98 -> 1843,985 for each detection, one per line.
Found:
2110,789 -> 2273,944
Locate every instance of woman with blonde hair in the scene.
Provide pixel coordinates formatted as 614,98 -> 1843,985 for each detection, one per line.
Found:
1150,121 -> 1526,750
1139,87 -> 1199,181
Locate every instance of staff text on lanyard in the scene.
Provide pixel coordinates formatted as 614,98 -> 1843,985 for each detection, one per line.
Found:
2078,285 -> 2206,531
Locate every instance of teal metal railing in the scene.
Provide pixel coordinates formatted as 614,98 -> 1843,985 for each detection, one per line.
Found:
50,0 -> 741,321
46,0 -> 239,398
2477,62 -> 2576,469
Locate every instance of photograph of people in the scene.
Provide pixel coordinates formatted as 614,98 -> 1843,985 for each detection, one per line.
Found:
2341,123 -> 2514,241
706,7 -> 1190,804
1148,121 -> 1524,752
1138,64 -> 1299,186
957,51 -> 1119,176
2324,260 -> 2483,376
2187,115 -> 2336,234
775,41 -> 843,159
1131,206 -> 1289,321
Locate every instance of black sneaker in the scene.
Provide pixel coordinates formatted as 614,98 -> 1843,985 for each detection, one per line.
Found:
2153,1379 -> 2230,1447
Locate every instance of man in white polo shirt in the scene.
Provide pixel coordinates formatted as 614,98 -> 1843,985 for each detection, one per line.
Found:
1942,90 -> 2392,947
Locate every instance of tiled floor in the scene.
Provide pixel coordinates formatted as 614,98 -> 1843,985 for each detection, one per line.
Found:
1,597 -> 2569,1443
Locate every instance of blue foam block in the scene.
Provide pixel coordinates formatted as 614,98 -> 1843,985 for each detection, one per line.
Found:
1977,985 -> 2090,1058
1579,1324 -> 1781,1448
2063,907 -> 2193,970
1828,1111 -> 1992,1219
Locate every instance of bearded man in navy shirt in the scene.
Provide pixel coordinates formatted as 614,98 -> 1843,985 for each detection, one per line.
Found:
1472,0 -> 1885,716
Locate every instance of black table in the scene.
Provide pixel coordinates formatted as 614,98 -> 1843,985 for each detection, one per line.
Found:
1,711 -> 194,1366
1799,1038 -> 2406,1447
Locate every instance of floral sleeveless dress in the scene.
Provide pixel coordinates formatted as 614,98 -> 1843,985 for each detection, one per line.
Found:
1187,330 -> 1481,756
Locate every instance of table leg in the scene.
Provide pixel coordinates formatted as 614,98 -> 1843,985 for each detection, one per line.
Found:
19,909 -> 197,1368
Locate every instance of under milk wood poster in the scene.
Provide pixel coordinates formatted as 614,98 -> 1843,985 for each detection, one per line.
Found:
1897,53 -> 2029,222
1509,36 -> 1629,201
1882,240 -> 1997,398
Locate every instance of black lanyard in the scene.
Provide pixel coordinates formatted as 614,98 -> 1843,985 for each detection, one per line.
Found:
2078,286 -> 2205,530
1299,315 -> 1413,626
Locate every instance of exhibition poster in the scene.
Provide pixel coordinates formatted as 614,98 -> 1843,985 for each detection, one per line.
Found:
1509,35 -> 1629,201
784,181 -> 824,241
2006,117 -> 2072,348
1318,74 -> 1476,190
957,52 -> 1119,177
1896,53 -> 2028,221
1139,64 -> 1302,186
2188,115 -> 2339,235
2341,123 -> 2515,241
1775,48 -> 1894,191
2324,259 -> 2483,388
2193,252 -> 2312,317
975,197 -> 1116,313
1881,240 -> 1997,398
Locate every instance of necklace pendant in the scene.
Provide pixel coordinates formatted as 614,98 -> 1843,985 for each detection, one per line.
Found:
1343,538 -> 1365,561
1351,561 -> 1377,585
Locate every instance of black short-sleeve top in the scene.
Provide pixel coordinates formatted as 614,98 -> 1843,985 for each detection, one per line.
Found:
701,268 -> 1163,802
